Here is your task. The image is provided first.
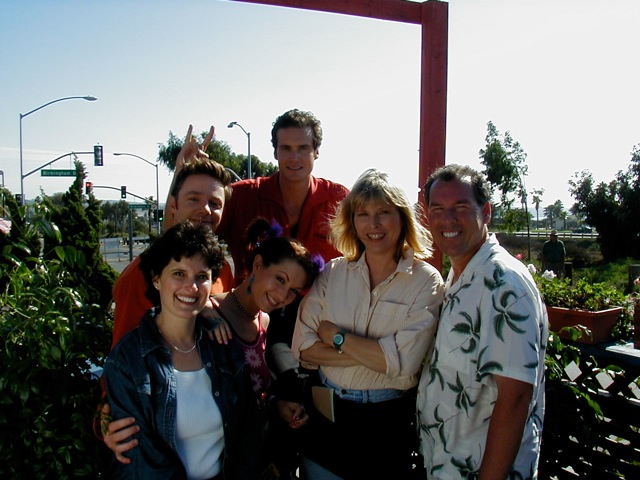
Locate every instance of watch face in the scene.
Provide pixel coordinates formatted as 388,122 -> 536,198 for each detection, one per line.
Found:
333,333 -> 344,347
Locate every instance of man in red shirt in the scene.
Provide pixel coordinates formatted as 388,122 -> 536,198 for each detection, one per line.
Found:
110,156 -> 233,348
216,109 -> 348,375
218,109 -> 347,283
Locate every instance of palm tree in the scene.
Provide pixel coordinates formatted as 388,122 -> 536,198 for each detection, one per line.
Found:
532,188 -> 544,229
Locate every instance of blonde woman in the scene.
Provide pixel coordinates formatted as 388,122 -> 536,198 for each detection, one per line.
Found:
292,169 -> 444,479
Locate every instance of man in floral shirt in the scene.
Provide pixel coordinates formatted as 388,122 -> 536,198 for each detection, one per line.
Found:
417,164 -> 548,479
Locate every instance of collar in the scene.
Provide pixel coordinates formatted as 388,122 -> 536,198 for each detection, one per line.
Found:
348,248 -> 416,276
254,172 -> 336,210
448,234 -> 499,286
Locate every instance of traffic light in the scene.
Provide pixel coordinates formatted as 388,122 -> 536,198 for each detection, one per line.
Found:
157,208 -> 164,223
120,186 -> 127,199
85,181 -> 93,194
94,145 -> 103,166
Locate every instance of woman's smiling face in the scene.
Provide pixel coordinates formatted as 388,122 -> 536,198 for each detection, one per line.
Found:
153,254 -> 212,320
353,199 -> 402,259
251,256 -> 308,313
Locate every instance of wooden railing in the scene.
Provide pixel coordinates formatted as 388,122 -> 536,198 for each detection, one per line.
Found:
509,231 -> 598,239
540,341 -> 640,478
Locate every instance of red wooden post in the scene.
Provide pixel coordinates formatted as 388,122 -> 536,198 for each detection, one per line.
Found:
419,1 -> 448,271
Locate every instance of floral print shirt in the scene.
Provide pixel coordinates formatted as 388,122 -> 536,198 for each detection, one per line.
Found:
417,235 -> 548,479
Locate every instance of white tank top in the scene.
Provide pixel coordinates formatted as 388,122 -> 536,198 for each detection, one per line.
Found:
174,368 -> 224,480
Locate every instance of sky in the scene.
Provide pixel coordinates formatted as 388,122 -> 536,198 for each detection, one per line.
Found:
1,0 -> 639,212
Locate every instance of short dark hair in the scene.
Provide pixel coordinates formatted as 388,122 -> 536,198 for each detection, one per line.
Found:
271,109 -> 323,151
139,221 -> 224,305
171,158 -> 232,203
423,164 -> 492,207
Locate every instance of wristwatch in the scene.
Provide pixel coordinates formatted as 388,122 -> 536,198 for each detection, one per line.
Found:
333,329 -> 347,354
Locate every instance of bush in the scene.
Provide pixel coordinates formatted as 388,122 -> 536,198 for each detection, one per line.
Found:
0,239 -> 113,477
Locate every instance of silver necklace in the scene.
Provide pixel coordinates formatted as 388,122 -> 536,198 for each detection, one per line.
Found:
158,327 -> 199,354
230,290 -> 256,319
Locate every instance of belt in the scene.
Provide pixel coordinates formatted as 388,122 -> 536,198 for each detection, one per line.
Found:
320,370 -> 406,404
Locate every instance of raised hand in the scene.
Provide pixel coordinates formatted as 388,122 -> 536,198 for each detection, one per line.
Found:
175,124 -> 215,173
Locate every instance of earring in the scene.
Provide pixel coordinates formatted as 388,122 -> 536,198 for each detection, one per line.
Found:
246,274 -> 254,295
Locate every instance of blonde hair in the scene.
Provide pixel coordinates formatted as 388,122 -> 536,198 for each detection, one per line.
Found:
330,169 -> 433,262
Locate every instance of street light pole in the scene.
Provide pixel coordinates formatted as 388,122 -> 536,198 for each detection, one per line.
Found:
19,95 -> 97,205
113,152 -> 161,233
227,121 -> 251,179
0,170 -> 5,216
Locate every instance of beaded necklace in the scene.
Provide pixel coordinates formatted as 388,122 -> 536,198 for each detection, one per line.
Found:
230,290 -> 256,319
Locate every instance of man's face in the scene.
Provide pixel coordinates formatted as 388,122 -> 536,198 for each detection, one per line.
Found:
426,178 -> 491,271
274,127 -> 319,183
550,234 -> 558,242
169,174 -> 226,231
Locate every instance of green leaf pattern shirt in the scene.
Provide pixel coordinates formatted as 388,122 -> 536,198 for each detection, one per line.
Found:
417,235 -> 548,479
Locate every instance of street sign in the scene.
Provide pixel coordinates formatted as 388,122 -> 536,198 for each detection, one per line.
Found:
41,169 -> 77,177
129,203 -> 151,210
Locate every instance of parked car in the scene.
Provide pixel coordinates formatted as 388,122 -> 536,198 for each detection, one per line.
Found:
572,226 -> 592,233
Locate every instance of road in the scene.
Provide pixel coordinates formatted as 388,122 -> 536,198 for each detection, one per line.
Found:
101,238 -> 146,274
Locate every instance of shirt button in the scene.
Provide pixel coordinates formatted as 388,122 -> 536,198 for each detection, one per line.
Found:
206,362 -> 212,367
215,391 -> 220,397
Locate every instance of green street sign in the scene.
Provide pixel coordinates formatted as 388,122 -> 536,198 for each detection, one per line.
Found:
41,169 -> 77,177
129,203 -> 151,210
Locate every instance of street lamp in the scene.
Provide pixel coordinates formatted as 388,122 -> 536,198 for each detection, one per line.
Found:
0,170 -> 5,216
19,95 -> 97,205
113,152 -> 161,233
227,121 -> 251,179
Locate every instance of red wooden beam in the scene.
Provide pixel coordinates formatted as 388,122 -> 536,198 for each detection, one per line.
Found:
232,0 -> 423,24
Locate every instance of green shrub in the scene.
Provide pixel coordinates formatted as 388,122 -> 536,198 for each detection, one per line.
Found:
0,244 -> 113,478
574,257 -> 640,294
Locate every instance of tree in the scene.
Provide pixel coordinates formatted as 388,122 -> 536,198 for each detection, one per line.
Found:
0,224 -> 112,478
157,129 -> 277,178
479,121 -> 530,233
0,187 -> 43,292
0,170 -> 114,477
532,188 -> 544,228
543,200 -> 565,229
101,200 -> 130,236
569,145 -> 640,261
41,160 -> 117,308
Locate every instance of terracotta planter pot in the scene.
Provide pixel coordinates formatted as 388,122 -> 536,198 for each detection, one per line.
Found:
546,305 -> 623,345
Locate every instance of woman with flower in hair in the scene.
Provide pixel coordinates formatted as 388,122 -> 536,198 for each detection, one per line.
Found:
292,169 -> 445,479
209,217 -> 324,478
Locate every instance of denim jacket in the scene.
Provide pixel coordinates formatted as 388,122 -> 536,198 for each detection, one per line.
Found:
104,308 -> 259,479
